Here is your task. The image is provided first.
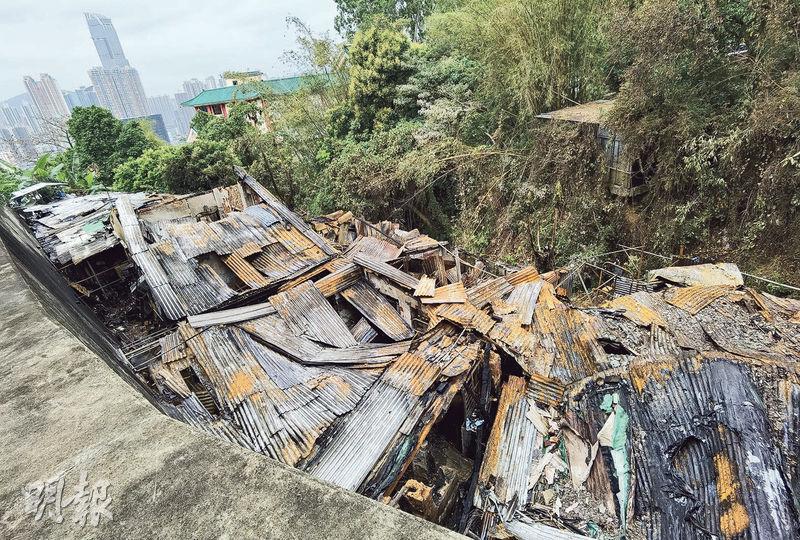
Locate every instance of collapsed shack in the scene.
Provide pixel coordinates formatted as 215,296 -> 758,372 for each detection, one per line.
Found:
13,167 -> 800,539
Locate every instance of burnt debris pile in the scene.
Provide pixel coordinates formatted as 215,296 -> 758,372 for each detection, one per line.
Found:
12,168 -> 800,539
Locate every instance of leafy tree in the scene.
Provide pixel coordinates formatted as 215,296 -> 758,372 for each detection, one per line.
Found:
164,140 -> 239,193
112,120 -> 160,168
427,0 -> 611,128
113,140 -> 239,194
113,146 -> 175,192
334,0 -> 436,40
66,106 -> 122,184
192,102 -> 258,143
346,20 -> 413,135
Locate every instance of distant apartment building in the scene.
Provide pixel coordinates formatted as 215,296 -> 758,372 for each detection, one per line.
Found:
63,86 -> 100,111
23,74 -> 70,119
182,79 -> 206,100
123,114 -> 170,143
173,91 -> 196,139
0,126 -> 38,167
204,76 -> 221,91
84,13 -> 148,120
88,66 -> 149,119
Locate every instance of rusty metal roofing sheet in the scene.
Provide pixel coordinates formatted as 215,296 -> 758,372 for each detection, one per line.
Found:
420,282 -> 467,304
466,276 -> 514,308
532,300 -> 606,381
180,324 -> 377,466
623,357 -> 798,539
605,295 -> 667,328
665,285 -> 733,315
352,253 -> 419,289
314,263 -> 362,297
236,166 -> 337,256
341,281 -> 414,341
270,281 -> 358,348
239,314 -> 324,362
345,236 -> 403,262
306,326 -> 471,490
224,252 -> 271,289
413,275 -> 436,298
506,265 -> 541,286
475,376 -> 542,513
507,280 -> 544,325
309,341 -> 411,365
351,317 -> 378,343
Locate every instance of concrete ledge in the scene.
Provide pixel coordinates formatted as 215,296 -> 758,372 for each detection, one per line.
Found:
0,239 -> 460,539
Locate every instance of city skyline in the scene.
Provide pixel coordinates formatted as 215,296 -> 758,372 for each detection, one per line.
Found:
85,13 -> 150,119
0,0 -> 338,101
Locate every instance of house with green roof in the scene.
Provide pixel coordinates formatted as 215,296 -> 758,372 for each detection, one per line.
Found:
181,75 -> 309,131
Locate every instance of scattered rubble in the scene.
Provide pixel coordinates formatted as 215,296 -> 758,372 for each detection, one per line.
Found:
13,166 -> 800,539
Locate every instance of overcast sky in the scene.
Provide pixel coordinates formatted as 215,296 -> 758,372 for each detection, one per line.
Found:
0,0 -> 339,100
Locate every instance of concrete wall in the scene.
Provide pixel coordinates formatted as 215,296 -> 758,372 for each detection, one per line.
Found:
0,208 -> 461,539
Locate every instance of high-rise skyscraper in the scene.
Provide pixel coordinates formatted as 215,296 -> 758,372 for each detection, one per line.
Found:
85,13 -> 129,69
84,13 -> 148,119
182,79 -> 206,100
64,86 -> 100,111
23,74 -> 70,119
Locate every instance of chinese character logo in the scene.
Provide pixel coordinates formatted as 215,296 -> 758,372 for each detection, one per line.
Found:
22,471 -> 112,528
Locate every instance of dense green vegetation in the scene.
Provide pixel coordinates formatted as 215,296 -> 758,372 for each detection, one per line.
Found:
3,1 -> 798,284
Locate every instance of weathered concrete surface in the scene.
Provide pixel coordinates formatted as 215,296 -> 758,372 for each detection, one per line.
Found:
0,241 -> 461,539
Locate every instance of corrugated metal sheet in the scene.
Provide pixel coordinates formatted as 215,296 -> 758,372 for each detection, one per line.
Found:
224,252 -> 271,288
345,236 -> 403,262
648,262 -> 744,287
474,376 -> 542,513
236,166 -> 337,256
307,325 -> 478,491
270,281 -> 358,348
504,520 -> 593,540
341,281 -> 414,341
420,282 -> 467,304
506,265 -> 540,286
239,314 -> 324,362
178,324 -> 377,466
605,295 -> 667,328
624,357 -> 797,539
351,317 -> 378,343
666,285 -> 733,315
352,253 -> 419,289
244,204 -> 280,227
467,277 -> 514,308
413,275 -> 436,297
507,280 -> 544,325
309,341 -> 411,365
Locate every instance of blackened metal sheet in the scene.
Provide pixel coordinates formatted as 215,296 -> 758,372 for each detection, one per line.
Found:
340,281 -> 414,341
239,314 -> 324,362
625,357 -> 798,539
351,317 -> 378,343
270,281 -> 358,348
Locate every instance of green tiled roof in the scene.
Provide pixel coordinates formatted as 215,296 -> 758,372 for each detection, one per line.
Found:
181,76 -> 309,107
